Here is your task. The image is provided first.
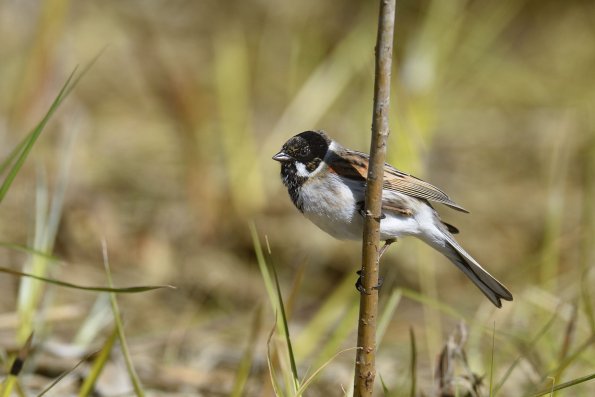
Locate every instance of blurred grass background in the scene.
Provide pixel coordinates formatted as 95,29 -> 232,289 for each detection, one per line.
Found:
0,0 -> 594,395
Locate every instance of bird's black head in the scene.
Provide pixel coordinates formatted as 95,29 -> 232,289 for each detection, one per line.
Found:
272,130 -> 332,211
272,130 -> 331,172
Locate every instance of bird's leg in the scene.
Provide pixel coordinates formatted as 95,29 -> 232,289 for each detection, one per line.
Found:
379,238 -> 396,259
354,209 -> 394,294
382,204 -> 413,217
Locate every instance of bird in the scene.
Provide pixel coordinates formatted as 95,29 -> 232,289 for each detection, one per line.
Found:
272,130 -> 513,308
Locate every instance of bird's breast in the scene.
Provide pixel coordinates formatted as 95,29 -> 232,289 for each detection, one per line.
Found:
298,173 -> 363,240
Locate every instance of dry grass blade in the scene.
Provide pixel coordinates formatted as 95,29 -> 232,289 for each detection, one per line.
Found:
0,266 -> 173,293
78,328 -> 119,397
38,351 -> 96,397
435,323 -> 483,397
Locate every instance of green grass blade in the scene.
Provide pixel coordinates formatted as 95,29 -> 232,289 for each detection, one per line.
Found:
310,297 -> 359,373
489,322 -> 496,397
62,49 -> 104,98
377,289 -> 402,346
493,313 -> 557,395
0,376 -> 16,397
294,273 -> 357,360
0,242 -> 59,260
295,347 -> 358,396
0,68 -> 76,203
400,288 -> 466,321
78,328 -> 118,397
0,266 -> 173,293
102,241 -> 145,397
271,262 -> 300,390
580,135 -> 595,333
265,319 -> 284,397
0,334 -> 33,397
230,305 -> 263,397
0,135 -> 29,176
545,335 -> 595,382
379,374 -> 390,395
0,50 -> 101,204
249,222 -> 278,315
409,327 -> 417,397
250,222 -> 299,392
525,372 -> 595,397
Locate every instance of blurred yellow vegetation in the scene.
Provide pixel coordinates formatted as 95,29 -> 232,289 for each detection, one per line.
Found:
0,0 -> 594,395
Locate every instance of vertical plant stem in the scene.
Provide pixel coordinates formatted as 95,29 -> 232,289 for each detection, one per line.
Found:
102,241 -> 145,397
353,1 -> 396,396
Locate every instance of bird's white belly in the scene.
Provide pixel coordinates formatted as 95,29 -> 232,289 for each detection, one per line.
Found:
299,174 -> 363,240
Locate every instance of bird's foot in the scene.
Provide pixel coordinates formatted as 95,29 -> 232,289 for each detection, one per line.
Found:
356,201 -> 386,220
357,201 -> 366,217
355,270 -> 384,295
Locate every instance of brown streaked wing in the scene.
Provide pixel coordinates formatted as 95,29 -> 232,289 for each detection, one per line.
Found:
326,150 -> 367,181
383,163 -> 469,213
328,149 -> 468,213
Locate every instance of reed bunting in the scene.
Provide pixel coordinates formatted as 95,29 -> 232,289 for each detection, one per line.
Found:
273,130 -> 512,307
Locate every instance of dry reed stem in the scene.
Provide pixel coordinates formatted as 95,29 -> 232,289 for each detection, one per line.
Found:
353,0 -> 396,396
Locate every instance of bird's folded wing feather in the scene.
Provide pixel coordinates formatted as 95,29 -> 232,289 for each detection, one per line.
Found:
329,150 -> 468,213
383,165 -> 469,213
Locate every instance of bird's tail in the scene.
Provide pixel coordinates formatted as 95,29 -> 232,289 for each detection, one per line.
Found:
430,232 -> 513,308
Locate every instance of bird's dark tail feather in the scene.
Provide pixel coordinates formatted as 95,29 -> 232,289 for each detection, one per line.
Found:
440,236 -> 513,308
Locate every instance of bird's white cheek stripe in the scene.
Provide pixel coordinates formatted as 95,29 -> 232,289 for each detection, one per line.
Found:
295,162 -> 310,177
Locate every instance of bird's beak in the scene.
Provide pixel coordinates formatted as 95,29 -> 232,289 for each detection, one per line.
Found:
272,151 -> 292,162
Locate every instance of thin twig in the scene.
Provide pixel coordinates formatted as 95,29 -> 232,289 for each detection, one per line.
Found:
353,1 -> 396,396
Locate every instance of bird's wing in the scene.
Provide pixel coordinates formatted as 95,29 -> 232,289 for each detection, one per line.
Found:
382,163 -> 469,213
328,149 -> 468,213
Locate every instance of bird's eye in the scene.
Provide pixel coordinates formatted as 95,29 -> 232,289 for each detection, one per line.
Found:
299,147 -> 310,157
